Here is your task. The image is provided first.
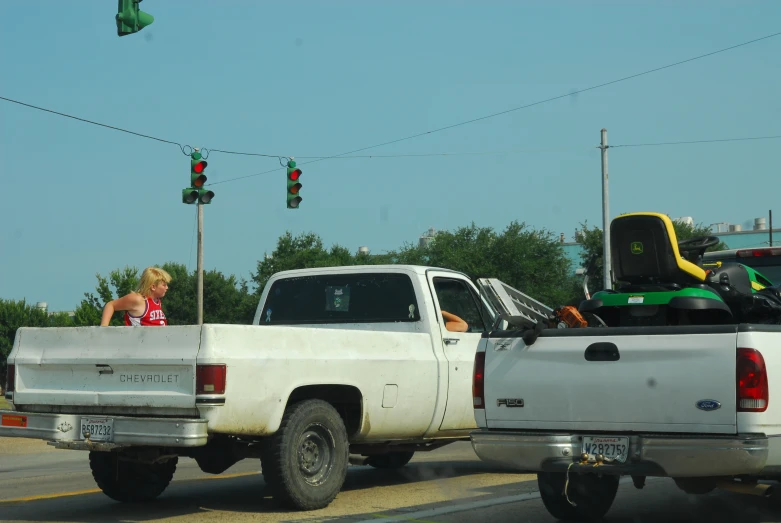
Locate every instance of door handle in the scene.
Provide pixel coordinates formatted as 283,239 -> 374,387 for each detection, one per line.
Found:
584,342 -> 619,362
443,338 -> 460,345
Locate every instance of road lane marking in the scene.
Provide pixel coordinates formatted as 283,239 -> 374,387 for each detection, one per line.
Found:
201,471 -> 259,481
0,488 -> 102,504
361,492 -> 542,523
0,471 -> 261,504
360,476 -> 643,522
370,515 -> 440,523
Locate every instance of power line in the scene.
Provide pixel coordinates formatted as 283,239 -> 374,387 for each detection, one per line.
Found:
206,148 -> 285,159
0,95 -> 192,153
294,147 -> 586,159
610,135 -> 781,148
207,147 -> 589,185
209,132 -> 781,185
207,31 -> 781,163
3,31 -> 779,176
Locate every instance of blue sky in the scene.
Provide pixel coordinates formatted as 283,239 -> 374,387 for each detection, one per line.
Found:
1,1 -> 779,312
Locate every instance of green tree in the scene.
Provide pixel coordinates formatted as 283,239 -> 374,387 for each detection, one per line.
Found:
252,232 -> 357,295
0,299 -> 71,379
416,222 -> 578,306
576,216 -> 729,294
255,224 -> 580,308
77,263 -> 257,326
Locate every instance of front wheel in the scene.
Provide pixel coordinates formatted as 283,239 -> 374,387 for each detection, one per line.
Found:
365,451 -> 415,469
537,471 -> 619,522
261,399 -> 349,510
89,451 -> 177,503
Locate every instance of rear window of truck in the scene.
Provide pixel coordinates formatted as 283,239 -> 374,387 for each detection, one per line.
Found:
704,251 -> 781,285
260,273 -> 422,324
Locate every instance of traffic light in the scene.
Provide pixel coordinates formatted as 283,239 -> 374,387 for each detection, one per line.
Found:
191,151 -> 208,189
182,188 -> 198,204
286,160 -> 302,209
182,150 -> 214,205
116,0 -> 154,37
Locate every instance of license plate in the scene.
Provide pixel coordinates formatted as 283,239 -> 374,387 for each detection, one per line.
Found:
80,417 -> 114,442
581,436 -> 629,463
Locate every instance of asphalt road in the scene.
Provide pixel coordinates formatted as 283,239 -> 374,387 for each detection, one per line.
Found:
2,437 -> 781,523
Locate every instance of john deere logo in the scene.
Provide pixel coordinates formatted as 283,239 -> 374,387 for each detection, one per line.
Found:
631,242 -> 644,254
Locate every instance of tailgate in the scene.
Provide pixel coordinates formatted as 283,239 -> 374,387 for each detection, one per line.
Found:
484,325 -> 739,434
10,326 -> 201,412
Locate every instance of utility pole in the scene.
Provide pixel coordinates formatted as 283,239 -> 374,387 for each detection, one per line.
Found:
197,202 -> 204,325
600,129 -> 612,290
182,147 -> 214,326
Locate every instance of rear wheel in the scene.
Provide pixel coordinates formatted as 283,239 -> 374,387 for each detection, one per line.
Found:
537,471 -> 619,522
261,399 -> 349,510
89,451 -> 177,503
365,451 -> 415,469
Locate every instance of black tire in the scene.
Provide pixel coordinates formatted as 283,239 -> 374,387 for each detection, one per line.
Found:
537,471 -> 619,522
89,451 -> 177,503
365,451 -> 415,470
261,399 -> 349,510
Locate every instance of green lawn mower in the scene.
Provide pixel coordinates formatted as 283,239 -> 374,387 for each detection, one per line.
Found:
579,212 -> 778,327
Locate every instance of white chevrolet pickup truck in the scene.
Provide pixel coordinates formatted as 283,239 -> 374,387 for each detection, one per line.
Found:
470,213 -> 781,521
1,265 -> 499,510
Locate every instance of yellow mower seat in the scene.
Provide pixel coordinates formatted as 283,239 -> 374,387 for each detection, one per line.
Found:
610,212 -> 707,285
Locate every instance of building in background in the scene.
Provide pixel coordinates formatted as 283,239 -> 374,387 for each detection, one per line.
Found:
35,301 -> 76,320
560,215 -> 780,274
419,227 -> 438,249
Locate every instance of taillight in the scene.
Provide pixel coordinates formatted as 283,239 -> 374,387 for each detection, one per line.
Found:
737,348 -> 768,412
196,364 -> 226,395
5,364 -> 14,393
473,352 -> 486,409
737,248 -> 781,258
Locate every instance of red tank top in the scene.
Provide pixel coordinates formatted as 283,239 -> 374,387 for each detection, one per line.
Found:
124,297 -> 168,326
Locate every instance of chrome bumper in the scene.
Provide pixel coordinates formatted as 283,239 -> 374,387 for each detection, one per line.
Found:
0,410 -> 208,448
470,430 -> 768,477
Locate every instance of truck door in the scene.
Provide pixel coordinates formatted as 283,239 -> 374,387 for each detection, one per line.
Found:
427,272 -> 491,431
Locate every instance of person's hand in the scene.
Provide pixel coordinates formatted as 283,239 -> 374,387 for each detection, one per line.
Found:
441,310 -> 468,332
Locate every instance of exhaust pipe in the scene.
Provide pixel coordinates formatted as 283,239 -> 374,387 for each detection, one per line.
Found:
716,480 -> 774,497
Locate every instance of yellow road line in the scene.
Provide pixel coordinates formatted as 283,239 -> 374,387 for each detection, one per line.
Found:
0,470 -> 261,504
0,488 -> 101,504
371,514 -> 440,523
199,471 -> 260,481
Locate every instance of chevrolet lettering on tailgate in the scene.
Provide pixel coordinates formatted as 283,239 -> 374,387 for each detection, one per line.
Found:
120,374 -> 180,384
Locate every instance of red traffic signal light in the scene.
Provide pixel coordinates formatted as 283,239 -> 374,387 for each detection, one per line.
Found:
287,160 -> 302,209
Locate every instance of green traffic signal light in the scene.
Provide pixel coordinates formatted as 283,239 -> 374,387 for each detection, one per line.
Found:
286,160 -> 302,209
182,188 -> 198,204
116,0 -> 154,37
198,188 -> 215,204
191,151 -> 208,188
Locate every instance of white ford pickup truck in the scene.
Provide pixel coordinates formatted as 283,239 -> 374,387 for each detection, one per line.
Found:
1,265 -> 499,510
470,212 -> 781,521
